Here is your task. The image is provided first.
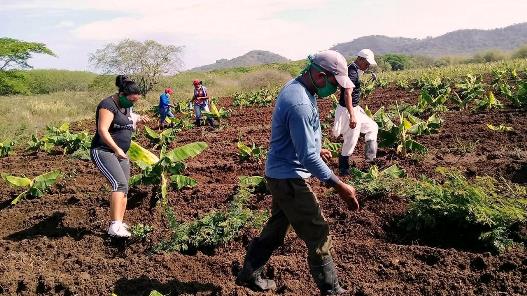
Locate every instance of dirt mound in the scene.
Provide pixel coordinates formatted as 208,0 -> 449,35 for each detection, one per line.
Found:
0,88 -> 525,295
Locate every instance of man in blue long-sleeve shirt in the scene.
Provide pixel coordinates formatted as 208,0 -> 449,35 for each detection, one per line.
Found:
236,50 -> 359,295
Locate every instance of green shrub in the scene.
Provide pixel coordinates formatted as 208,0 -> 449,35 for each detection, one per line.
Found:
155,178 -> 269,252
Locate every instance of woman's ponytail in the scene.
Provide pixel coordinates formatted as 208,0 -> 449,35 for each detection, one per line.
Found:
115,75 -> 141,96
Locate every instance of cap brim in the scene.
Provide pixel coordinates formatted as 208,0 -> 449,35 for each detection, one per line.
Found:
335,74 -> 355,89
367,58 -> 377,66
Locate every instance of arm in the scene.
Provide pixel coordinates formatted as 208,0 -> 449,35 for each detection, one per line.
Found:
344,87 -> 357,129
288,105 -> 359,209
98,108 -> 128,159
287,104 -> 340,184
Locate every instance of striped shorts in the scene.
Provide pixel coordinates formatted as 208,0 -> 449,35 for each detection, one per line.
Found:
90,148 -> 130,195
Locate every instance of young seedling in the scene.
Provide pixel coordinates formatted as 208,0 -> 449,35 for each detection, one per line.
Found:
322,138 -> 342,158
0,140 -> 15,158
130,223 -> 154,239
237,141 -> 266,162
155,177 -> 269,253
2,170 -> 61,205
475,91 -> 503,111
486,124 -> 514,132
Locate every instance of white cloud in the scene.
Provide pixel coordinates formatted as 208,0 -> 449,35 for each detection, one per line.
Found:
4,0 -> 527,70
55,20 -> 74,28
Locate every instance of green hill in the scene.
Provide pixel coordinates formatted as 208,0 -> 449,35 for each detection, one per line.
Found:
331,23 -> 527,57
191,50 -> 290,72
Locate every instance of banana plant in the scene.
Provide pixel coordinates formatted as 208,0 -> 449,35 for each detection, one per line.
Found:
26,123 -> 91,155
497,81 -> 527,108
237,141 -> 265,162
416,89 -> 449,113
144,126 -> 176,148
453,74 -> 485,109
0,140 -> 15,158
128,141 -> 208,205
1,170 -> 61,205
372,105 -> 428,156
475,91 -> 503,111
202,99 -> 230,122
322,138 -> 342,158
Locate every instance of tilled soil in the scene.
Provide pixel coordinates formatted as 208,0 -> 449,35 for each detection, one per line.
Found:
0,87 -> 526,296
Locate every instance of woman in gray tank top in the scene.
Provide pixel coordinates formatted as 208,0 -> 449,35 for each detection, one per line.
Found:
90,75 -> 149,238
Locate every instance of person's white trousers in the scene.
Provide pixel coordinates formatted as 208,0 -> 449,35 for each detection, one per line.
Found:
332,105 -> 378,157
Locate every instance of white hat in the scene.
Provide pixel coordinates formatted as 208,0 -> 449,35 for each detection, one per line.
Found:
357,49 -> 377,66
310,50 -> 354,89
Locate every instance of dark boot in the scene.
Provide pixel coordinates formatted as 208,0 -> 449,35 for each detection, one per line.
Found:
365,140 -> 377,162
309,256 -> 347,295
338,155 -> 350,176
236,263 -> 277,291
236,239 -> 277,291
195,118 -> 201,127
207,117 -> 216,127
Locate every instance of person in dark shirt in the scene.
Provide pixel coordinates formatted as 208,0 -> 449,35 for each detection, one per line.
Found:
90,75 -> 149,238
332,49 -> 379,175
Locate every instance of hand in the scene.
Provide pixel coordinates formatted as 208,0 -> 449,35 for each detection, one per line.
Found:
335,181 -> 359,210
349,114 -> 357,129
139,115 -> 151,123
114,148 -> 128,160
320,149 -> 332,162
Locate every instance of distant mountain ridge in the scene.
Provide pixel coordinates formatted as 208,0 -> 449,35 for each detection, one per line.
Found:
191,50 -> 289,71
331,23 -> 527,58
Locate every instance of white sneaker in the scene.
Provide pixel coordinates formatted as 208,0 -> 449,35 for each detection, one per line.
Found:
121,223 -> 130,229
108,223 -> 131,238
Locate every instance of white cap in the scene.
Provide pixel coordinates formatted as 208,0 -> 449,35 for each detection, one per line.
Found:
310,50 -> 354,89
357,49 -> 377,66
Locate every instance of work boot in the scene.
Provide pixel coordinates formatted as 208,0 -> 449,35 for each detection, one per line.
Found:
365,140 -> 378,162
338,155 -> 350,176
309,256 -> 347,295
236,263 -> 277,291
207,117 -> 216,128
195,118 -> 201,127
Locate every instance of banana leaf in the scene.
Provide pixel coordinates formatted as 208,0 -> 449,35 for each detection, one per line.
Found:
170,175 -> 197,190
32,170 -> 61,191
164,142 -> 208,162
128,141 -> 160,167
144,126 -> 160,141
239,176 -> 265,188
4,175 -> 32,188
404,139 -> 428,154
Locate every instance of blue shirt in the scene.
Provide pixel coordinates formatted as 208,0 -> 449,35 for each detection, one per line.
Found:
159,93 -> 171,109
265,79 -> 338,184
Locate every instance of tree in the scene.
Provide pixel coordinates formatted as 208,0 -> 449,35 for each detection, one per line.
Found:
381,54 -> 412,71
89,39 -> 183,96
0,38 -> 56,71
512,44 -> 527,59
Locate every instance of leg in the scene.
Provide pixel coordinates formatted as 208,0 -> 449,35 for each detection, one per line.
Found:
91,149 -> 131,237
278,179 -> 345,294
194,104 -> 202,126
118,158 -> 130,221
339,108 -> 362,175
357,107 -> 379,161
159,108 -> 167,129
237,178 -> 291,291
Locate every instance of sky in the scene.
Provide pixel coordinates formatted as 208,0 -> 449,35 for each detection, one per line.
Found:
1,0 -> 526,71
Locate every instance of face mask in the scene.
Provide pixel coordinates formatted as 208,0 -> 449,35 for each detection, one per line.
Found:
308,63 -> 338,98
119,95 -> 134,108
